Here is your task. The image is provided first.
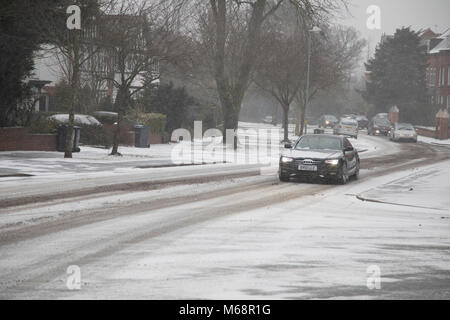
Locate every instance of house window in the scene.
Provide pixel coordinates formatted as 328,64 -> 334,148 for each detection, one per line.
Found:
431,95 -> 435,104
447,95 -> 450,109
441,67 -> 446,87
430,68 -> 436,87
448,67 -> 450,86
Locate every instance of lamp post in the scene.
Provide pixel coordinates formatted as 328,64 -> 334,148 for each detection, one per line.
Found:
303,26 -> 321,135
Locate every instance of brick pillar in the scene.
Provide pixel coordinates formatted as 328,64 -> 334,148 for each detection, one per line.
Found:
436,108 -> 449,140
389,106 -> 399,125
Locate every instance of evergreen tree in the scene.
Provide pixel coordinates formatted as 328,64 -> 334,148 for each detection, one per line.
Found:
364,27 -> 428,123
144,82 -> 195,134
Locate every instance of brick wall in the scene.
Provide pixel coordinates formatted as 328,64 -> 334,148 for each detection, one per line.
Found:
103,124 -> 135,146
0,127 -> 57,151
149,133 -> 163,144
103,124 -> 164,146
415,127 -> 436,138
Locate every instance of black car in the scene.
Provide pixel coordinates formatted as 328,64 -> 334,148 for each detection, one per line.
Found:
368,117 -> 391,136
355,115 -> 369,129
279,134 -> 360,184
318,115 -> 338,129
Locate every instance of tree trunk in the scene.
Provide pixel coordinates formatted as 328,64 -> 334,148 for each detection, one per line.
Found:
222,99 -> 235,145
295,102 -> 302,136
300,105 -> 306,136
282,104 -> 290,142
64,31 -> 80,159
211,0 -> 266,150
111,88 -> 125,156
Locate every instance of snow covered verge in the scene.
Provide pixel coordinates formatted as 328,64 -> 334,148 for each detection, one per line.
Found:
357,161 -> 450,211
418,135 -> 450,146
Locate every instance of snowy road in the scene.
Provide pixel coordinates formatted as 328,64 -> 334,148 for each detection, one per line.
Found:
0,135 -> 449,299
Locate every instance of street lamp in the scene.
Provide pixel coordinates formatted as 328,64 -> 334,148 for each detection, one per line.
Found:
304,26 -> 322,135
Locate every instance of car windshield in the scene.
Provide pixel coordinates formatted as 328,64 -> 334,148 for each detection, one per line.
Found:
295,136 -> 342,151
324,115 -> 337,121
374,119 -> 390,126
341,119 -> 357,125
397,123 -> 414,130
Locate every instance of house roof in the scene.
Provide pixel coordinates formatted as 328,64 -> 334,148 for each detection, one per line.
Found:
429,29 -> 450,54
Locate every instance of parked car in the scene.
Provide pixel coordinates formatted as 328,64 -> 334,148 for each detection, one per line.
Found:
318,115 -> 338,128
334,118 -> 358,139
355,115 -> 369,129
279,134 -> 360,184
263,116 -> 273,124
368,117 -> 391,136
389,123 -> 418,143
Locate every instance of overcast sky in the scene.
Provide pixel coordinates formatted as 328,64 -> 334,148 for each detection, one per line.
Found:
341,0 -> 450,57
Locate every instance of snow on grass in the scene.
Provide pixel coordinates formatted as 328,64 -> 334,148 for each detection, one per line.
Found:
418,135 -> 450,146
358,161 -> 450,211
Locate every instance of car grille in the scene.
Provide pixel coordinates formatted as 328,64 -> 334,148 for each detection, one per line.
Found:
295,159 -> 322,166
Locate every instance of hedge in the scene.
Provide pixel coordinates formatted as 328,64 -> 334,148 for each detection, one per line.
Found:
135,113 -> 167,134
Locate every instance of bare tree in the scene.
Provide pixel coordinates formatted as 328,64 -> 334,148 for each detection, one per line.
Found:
194,0 -> 346,148
255,31 -> 306,142
44,0 -> 104,158
295,25 -> 366,135
101,0 -> 185,155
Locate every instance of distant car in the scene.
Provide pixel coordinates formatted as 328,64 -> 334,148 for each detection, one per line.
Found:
49,114 -> 102,126
93,111 -> 118,124
318,115 -> 338,129
355,115 -> 369,129
368,117 -> 391,136
334,118 -> 358,139
263,116 -> 273,124
279,134 -> 360,184
389,123 -> 418,143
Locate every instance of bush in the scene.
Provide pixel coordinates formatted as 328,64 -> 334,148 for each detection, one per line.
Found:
78,124 -> 112,148
29,118 -> 58,134
135,113 -> 167,134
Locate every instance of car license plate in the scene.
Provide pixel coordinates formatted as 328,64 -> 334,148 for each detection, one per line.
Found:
345,126 -> 352,130
298,165 -> 317,172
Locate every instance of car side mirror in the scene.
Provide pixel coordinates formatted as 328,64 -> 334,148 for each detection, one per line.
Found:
344,146 -> 354,152
284,144 -> 293,149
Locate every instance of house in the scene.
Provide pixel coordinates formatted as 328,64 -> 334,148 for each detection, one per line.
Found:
424,29 -> 450,110
30,14 -> 160,112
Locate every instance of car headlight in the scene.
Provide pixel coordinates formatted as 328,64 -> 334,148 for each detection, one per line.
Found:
325,159 -> 339,166
325,121 -> 330,125
280,156 -> 294,163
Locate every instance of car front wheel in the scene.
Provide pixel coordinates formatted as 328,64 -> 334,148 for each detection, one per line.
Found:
279,171 -> 290,182
337,163 -> 348,185
352,162 -> 360,180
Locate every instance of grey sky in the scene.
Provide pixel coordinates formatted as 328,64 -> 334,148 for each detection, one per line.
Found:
341,0 -> 450,57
